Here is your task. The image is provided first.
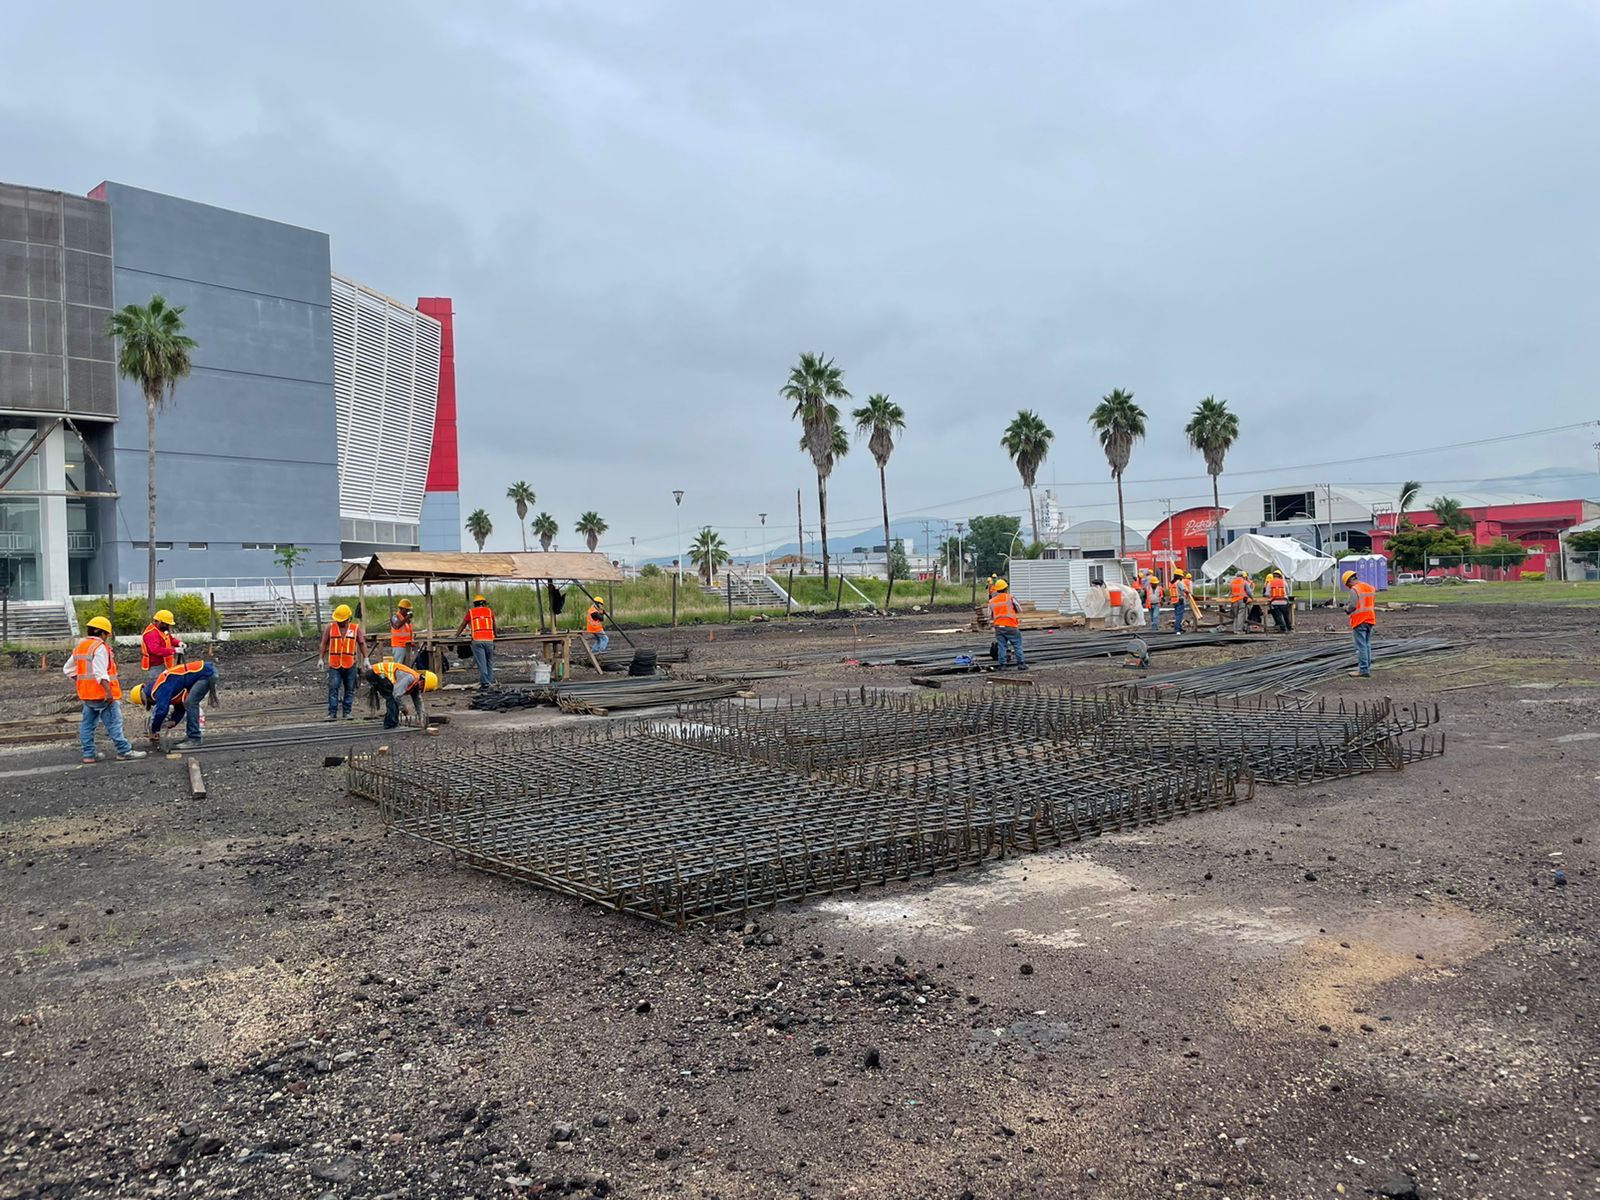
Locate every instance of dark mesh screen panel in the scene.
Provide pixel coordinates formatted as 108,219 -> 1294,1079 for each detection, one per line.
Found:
64,250 -> 111,307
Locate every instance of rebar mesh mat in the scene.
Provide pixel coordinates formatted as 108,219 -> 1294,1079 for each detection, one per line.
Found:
349,686 -> 1443,926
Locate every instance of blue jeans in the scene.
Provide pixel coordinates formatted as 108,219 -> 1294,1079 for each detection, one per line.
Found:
471,641 -> 495,687
592,632 -> 609,653
1172,602 -> 1185,633
1149,603 -> 1162,634
167,677 -> 213,741
327,665 -> 358,716
80,700 -> 133,759
1353,624 -> 1372,675
996,627 -> 1025,667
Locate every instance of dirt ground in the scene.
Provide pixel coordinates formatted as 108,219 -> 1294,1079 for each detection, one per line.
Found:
1,602 -> 1596,1199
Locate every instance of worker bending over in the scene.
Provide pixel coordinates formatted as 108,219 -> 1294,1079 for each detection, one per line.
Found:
1229,572 -> 1255,633
988,579 -> 1026,671
130,660 -> 217,750
366,659 -> 439,729
456,594 -> 497,689
390,598 -> 416,666
65,616 -> 144,764
586,597 -> 609,653
1341,569 -> 1376,677
1266,570 -> 1293,633
320,604 -> 369,721
141,608 -> 183,680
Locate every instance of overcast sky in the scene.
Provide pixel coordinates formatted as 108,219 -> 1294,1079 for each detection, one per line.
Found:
8,1 -> 1598,556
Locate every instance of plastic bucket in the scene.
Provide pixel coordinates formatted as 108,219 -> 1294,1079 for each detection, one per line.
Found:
532,661 -> 552,684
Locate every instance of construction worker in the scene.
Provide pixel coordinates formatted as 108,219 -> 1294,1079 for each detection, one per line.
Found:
988,580 -> 1025,670
1169,570 -> 1190,635
64,616 -> 144,764
140,608 -> 183,679
1229,571 -> 1254,633
586,596 -> 609,653
389,598 -> 416,666
129,660 -> 216,750
1143,571 -> 1162,633
1341,568 -> 1377,677
366,659 -> 439,729
455,593 -> 496,688
1267,569 -> 1293,633
319,603 -> 368,721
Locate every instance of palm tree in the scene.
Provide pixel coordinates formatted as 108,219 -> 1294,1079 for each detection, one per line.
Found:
532,512 -> 558,551
1397,480 -> 1421,529
1000,410 -> 1054,544
689,526 -> 731,585
506,481 -> 536,550
465,509 -> 493,551
782,352 -> 851,585
575,511 -> 608,553
852,394 -> 906,603
1430,495 -> 1473,533
1184,396 -> 1241,549
106,295 -> 197,604
1089,388 -> 1148,557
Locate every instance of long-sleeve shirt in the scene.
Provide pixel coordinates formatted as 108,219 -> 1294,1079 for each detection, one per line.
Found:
150,662 -> 217,733
142,626 -> 182,666
62,641 -> 113,686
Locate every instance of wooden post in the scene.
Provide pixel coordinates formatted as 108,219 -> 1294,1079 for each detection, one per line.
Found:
357,582 -> 366,626
312,582 -> 324,630
2,587 -> 9,648
535,579 -> 547,634
187,758 -> 207,799
970,572 -> 978,606
726,570 -> 733,620
671,573 -> 678,628
424,578 -> 435,676
929,569 -> 938,608
208,591 -> 218,638
835,576 -> 844,613
786,569 -> 795,619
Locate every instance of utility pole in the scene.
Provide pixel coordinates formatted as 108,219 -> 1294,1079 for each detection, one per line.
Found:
1161,497 -> 1174,583
955,521 -> 965,584
758,512 -> 767,577
796,489 -> 803,572
672,489 -> 685,583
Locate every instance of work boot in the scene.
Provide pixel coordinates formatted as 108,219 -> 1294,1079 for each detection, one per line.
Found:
325,714 -> 338,722
1347,669 -> 1365,678
175,738 -> 202,750
344,712 -> 357,721
116,750 -> 147,761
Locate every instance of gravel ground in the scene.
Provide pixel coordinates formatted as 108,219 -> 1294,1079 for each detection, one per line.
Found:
1,603 -> 1596,1199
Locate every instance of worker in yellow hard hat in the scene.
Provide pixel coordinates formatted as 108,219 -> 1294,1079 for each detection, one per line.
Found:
366,658 -> 439,728
141,607 -> 184,679
65,615 -> 145,764
319,602 -> 369,721
1168,569 -> 1192,635
987,579 -> 1026,670
1266,568 -> 1293,633
585,595 -> 609,654
455,593 -> 496,689
130,659 -> 217,751
1341,568 -> 1376,677
389,597 -> 416,666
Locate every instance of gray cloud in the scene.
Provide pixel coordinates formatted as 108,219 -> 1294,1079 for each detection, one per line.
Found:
6,0 -> 1597,555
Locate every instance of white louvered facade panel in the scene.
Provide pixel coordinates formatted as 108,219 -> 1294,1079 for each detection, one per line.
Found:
331,274 -> 441,544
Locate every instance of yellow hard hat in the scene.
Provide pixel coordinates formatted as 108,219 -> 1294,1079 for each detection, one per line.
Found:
593,597 -> 605,607
993,579 -> 1008,591
1341,569 -> 1357,584
128,684 -> 146,706
421,670 -> 440,692
397,598 -> 412,610
332,604 -> 353,622
87,615 -> 113,635
153,609 -> 176,626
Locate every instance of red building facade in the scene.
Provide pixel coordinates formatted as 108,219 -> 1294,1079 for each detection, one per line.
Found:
1129,506 -> 1226,578
1371,499 -> 1594,578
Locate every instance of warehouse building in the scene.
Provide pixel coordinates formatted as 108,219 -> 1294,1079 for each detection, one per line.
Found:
0,179 -> 460,602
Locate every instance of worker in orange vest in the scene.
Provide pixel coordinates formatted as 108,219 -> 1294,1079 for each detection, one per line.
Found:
1169,571 -> 1191,634
987,580 -> 1025,670
1266,569 -> 1293,633
319,603 -> 369,721
64,616 -> 145,764
389,598 -> 416,666
1229,572 -> 1254,633
366,658 -> 440,729
455,593 -> 497,689
1341,569 -> 1377,677
1143,571 -> 1163,633
585,597 -> 609,654
140,608 -> 183,680
129,660 -> 216,750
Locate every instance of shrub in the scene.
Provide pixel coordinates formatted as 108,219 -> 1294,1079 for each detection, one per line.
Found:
638,563 -> 663,578
75,592 -> 212,635
1520,570 -> 1545,581
162,593 -> 213,630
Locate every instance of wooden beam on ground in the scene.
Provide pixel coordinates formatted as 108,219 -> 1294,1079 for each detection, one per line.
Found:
187,758 -> 207,799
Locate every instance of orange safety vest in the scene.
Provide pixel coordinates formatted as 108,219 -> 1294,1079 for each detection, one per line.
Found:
1348,581 -> 1377,628
586,606 -> 604,635
1268,576 -> 1288,601
372,659 -> 421,692
1167,581 -> 1183,604
72,636 -> 122,703
140,623 -> 177,671
1144,579 -> 1159,604
390,613 -> 414,648
327,621 -> 358,669
1229,577 -> 1248,602
152,660 -> 205,699
468,605 -> 495,642
989,593 -> 1020,629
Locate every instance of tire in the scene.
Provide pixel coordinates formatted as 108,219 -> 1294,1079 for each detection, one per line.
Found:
628,650 -> 658,677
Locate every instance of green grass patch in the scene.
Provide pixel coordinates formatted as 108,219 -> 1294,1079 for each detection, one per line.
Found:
1383,580 -> 1600,605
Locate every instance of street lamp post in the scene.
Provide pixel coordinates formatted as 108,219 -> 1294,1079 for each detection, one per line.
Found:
672,489 -> 685,583
758,512 -> 767,577
955,521 -> 965,584
629,535 -> 636,575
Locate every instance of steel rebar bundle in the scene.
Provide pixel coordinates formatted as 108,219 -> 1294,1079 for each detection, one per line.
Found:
1129,636 -> 1459,697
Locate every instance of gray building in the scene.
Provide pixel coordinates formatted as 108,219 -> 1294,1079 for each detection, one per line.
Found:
0,179 -> 455,602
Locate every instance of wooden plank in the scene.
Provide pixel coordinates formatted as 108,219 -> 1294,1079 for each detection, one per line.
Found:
187,758 -> 207,799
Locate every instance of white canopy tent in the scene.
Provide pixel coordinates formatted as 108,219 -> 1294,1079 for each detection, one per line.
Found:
1201,533 -> 1335,584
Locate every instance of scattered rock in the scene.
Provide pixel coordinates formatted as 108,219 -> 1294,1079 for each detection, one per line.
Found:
1377,1173 -> 1420,1200
1304,871 -> 1318,882
550,1122 -> 574,1143
861,1047 -> 881,1070
1019,963 -> 1034,976
592,1112 -> 611,1129
309,1159 -> 358,1185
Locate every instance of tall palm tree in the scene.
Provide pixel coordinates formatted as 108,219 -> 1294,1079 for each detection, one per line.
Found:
689,526 -> 731,585
1397,480 -> 1421,528
1090,388 -> 1148,557
1184,396 -> 1241,549
575,511 -> 608,553
465,508 -> 493,551
106,295 -> 197,604
1430,495 -> 1473,533
1000,410 -> 1054,544
852,394 -> 906,603
532,512 -> 558,551
506,481 -> 536,550
781,352 -> 851,585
